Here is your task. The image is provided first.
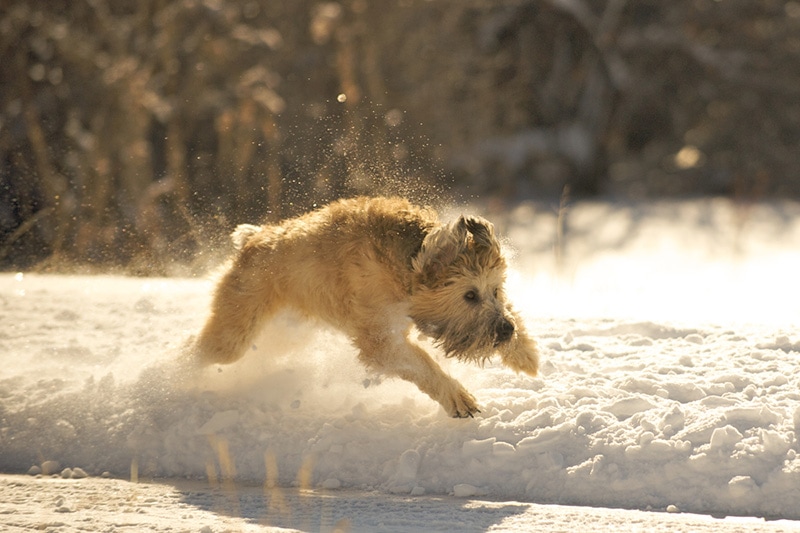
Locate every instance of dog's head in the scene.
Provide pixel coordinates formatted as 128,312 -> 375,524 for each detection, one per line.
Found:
409,215 -> 517,362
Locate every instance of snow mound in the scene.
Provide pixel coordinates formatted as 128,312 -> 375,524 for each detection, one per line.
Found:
2,199 -> 800,523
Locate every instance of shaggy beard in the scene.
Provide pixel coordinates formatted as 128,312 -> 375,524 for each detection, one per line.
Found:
417,319 -> 499,364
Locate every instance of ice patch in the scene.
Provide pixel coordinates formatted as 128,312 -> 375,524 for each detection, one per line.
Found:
386,449 -> 421,494
605,397 -> 658,420
454,483 -> 483,498
708,426 -> 743,451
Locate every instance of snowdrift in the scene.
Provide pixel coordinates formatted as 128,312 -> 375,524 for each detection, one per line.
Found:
1,199 -> 800,522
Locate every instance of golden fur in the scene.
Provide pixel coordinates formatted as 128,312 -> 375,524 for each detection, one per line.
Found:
194,196 -> 539,417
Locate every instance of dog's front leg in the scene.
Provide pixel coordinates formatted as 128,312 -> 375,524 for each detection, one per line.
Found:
354,329 -> 480,418
496,309 -> 540,377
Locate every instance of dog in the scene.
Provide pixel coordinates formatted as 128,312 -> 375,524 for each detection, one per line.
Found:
193,196 -> 539,417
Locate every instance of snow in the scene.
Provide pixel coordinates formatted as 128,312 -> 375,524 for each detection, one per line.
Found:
2,198 -> 800,532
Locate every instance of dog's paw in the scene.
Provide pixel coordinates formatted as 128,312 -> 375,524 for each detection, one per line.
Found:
499,334 -> 540,377
441,384 -> 480,418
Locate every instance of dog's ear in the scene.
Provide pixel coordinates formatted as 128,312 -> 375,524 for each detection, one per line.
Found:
462,216 -> 499,253
412,218 -> 468,286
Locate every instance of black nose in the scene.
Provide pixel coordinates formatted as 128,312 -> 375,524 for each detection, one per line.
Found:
495,319 -> 514,343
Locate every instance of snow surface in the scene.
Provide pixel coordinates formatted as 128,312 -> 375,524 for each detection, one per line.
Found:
2,198 -> 800,532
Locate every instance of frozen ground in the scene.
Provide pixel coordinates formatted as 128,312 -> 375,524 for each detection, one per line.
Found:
2,198 -> 800,532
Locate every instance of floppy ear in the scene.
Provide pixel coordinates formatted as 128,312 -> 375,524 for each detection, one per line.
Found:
463,216 -> 499,253
412,217 -> 468,286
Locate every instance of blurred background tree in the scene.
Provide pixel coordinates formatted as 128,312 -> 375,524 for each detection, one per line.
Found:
2,0 -> 799,272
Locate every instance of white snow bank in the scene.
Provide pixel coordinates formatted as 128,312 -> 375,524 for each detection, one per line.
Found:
4,475 -> 799,533
1,199 -> 800,523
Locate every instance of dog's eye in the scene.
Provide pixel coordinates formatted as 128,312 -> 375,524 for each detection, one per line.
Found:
464,290 -> 477,302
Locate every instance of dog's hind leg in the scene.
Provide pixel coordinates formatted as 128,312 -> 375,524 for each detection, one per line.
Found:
354,326 -> 480,418
194,250 -> 279,366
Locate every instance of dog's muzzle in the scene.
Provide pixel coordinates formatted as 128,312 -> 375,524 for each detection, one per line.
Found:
494,318 -> 515,345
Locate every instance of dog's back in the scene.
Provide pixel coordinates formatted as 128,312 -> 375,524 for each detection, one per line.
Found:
234,197 -> 437,278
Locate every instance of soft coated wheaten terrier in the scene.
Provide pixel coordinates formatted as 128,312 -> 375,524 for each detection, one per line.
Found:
194,196 -> 539,417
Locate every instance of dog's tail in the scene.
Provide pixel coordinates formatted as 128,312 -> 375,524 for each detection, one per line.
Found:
231,224 -> 262,250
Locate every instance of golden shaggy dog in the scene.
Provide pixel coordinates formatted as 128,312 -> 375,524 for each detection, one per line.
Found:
194,196 -> 539,417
